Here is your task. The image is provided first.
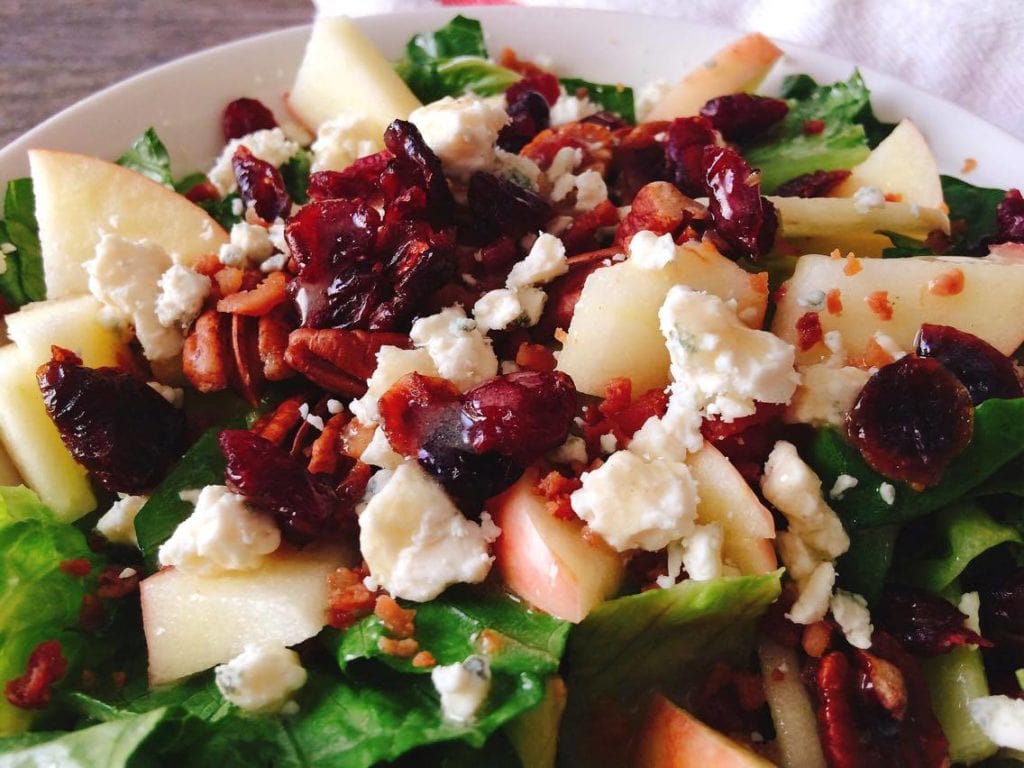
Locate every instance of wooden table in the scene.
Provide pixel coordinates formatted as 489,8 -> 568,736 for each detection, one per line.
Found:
1,0 -> 312,148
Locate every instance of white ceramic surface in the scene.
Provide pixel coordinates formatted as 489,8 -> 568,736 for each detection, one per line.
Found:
1,7 -> 1021,191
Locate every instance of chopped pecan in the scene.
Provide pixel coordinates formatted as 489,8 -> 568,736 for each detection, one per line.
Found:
183,310 -> 231,393
258,307 -> 295,381
855,650 -> 907,721
615,181 -> 706,246
816,651 -> 877,768
284,328 -> 410,397
231,314 -> 264,406
308,412 -> 348,476
217,271 -> 288,316
253,394 -> 307,446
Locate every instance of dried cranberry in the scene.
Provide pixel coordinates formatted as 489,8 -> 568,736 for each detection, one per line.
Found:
506,72 -> 561,106
38,348 -> 186,493
995,188 -> 1024,243
232,145 -> 291,222
418,433 -> 524,514
664,116 -> 716,197
383,120 -> 454,224
378,373 -> 461,457
876,586 -> 990,657
5,640 -> 67,711
699,94 -> 788,142
366,224 -> 456,331
609,143 -> 668,205
222,97 -> 277,141
463,371 -> 577,464
701,402 -> 785,480
498,90 -> 551,154
307,152 -> 391,203
847,355 -> 974,487
220,429 -> 341,543
915,324 -> 1023,405
776,169 -> 852,198
979,568 -> 1024,690
581,111 -> 630,131
703,145 -> 778,260
468,172 -> 552,238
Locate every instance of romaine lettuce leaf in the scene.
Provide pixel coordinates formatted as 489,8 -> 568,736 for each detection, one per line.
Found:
0,486 -> 54,527
0,179 -> 46,308
941,175 -> 1006,253
559,77 -> 636,123
116,128 -> 174,187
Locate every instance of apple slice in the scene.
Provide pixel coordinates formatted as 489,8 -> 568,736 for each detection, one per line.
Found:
0,345 -> 96,520
833,119 -> 943,209
687,443 -> 777,575
141,546 -> 350,685
758,638 -> 828,768
770,196 -> 950,241
490,471 -> 624,623
505,676 -> 567,768
646,33 -> 783,121
29,149 -> 228,299
557,240 -> 768,397
289,15 -> 422,134
773,254 -> 1024,364
6,295 -> 127,368
634,694 -> 774,768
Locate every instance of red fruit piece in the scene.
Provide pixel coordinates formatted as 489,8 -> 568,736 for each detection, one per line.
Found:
4,640 -> 67,711
378,373 -> 461,457
996,188 -> 1024,243
699,93 -> 788,142
506,72 -> 561,106
664,116 -> 717,197
498,89 -> 551,154
382,119 -> 454,224
775,169 -> 852,198
307,152 -> 391,203
916,323 -> 1024,405
701,402 -> 785,481
875,586 -> 991,657
232,145 -> 291,222
219,429 -> 341,543
38,347 -> 186,494
468,171 -> 552,238
222,97 -> 277,142
847,355 -> 973,487
703,144 -> 778,260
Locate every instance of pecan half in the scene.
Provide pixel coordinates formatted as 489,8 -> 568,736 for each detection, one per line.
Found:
259,307 -> 295,381
232,314 -> 264,406
855,650 -> 907,721
183,310 -> 231,393
284,328 -> 411,397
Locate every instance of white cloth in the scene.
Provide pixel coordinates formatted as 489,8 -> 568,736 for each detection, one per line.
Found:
319,0 -> 1024,140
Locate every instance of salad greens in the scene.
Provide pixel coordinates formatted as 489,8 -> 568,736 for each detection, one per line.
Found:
941,175 -> 1008,252
559,78 -> 636,124
0,179 -> 46,309
116,128 -> 175,188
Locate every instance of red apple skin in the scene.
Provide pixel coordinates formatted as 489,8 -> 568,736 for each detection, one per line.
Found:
490,471 -> 624,623
633,694 -> 775,768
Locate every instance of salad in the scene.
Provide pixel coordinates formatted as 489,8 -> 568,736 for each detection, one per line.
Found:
0,11 -> 1023,767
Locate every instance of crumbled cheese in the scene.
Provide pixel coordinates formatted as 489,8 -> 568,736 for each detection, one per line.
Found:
797,290 -> 826,310
473,288 -> 527,333
550,435 -> 588,465
260,254 -> 288,273
358,461 -> 496,601
547,146 -> 582,179
879,482 -> 896,506
267,218 -> 289,255
360,427 -> 404,470
872,332 -> 907,361
853,185 -> 886,214
823,330 -> 844,355
506,233 -> 569,288
830,590 -> 873,649
628,391 -> 704,462
214,643 -> 307,714
493,147 -> 542,189
628,230 -> 677,270
155,264 -> 211,329
787,362 -> 869,428
326,399 -> 344,415
157,485 -> 281,574
85,235 -> 183,361
208,128 -> 300,196
762,441 -> 850,624
231,197 -> 245,218
959,591 -> 982,634
599,432 -> 617,455
829,474 -> 859,500
431,655 -> 492,723
95,494 -> 147,546
218,221 -> 275,268
680,523 -> 726,582
573,169 -> 609,211
570,450 -> 699,552
349,346 -> 439,424
549,91 -> 601,126
660,286 -> 800,422
968,696 -> 1024,750
656,541 -> 686,589
410,306 -> 498,391
636,78 -> 671,121
148,381 -> 185,408
310,112 -> 380,173
409,95 -> 509,182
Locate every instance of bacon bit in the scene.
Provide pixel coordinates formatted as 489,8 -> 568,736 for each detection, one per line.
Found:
515,342 -> 557,372
327,565 -> 377,630
562,200 -> 620,255
308,412 -> 348,476
214,266 -> 244,297
255,394 -> 307,446
97,566 -> 139,599
802,621 -> 834,658
830,248 -> 842,260
216,271 -> 287,316
375,595 -> 416,640
961,157 -> 978,174
599,377 -> 633,416
582,380 -> 668,453
826,288 -> 843,315
193,252 -> 222,277
78,593 -> 106,631
4,640 -> 68,711
477,628 -> 504,655
843,253 -> 862,276
553,328 -> 568,344
865,290 -> 894,321
377,636 -> 419,658
855,337 -> 896,369
927,267 -> 965,296
411,651 -> 437,669
802,119 -> 825,135
795,311 -> 824,351
883,192 -> 903,203
535,470 -> 584,520
749,271 -> 769,299
59,558 -> 92,577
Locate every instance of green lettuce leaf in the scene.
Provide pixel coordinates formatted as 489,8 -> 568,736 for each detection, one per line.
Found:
194,194 -> 243,231
744,71 -> 879,193
836,524 -> 899,604
0,179 -> 47,308
806,398 -> 1024,530
0,486 -> 54,528
561,572 -> 782,766
941,175 -> 1006,253
0,511 -> 97,735
281,150 -> 312,205
881,230 -> 932,259
116,128 -> 174,187
559,78 -> 636,123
